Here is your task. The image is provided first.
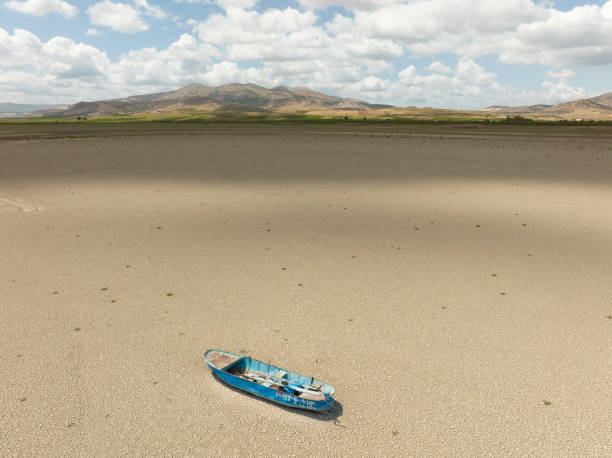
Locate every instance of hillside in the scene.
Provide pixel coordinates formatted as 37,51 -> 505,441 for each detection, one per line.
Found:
19,85 -> 612,121
39,83 -> 393,117
483,92 -> 612,121
538,99 -> 612,116
589,92 -> 612,108
482,104 -> 552,114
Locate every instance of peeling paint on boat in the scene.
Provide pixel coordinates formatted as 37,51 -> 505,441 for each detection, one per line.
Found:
205,349 -> 335,412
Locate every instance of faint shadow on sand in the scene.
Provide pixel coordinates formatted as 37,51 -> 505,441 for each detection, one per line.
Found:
211,372 -> 344,422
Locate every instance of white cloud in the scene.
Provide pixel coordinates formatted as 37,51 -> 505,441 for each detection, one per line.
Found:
540,80 -> 586,102
351,0 -> 549,44
194,7 -> 336,66
455,59 -> 497,86
546,69 -> 576,79
312,0 -> 612,70
0,28 -> 109,74
604,0 -> 612,19
298,0 -> 401,11
4,0 -> 77,18
155,1 -> 612,107
133,0 -> 166,19
501,3 -> 612,66
197,61 -> 276,86
426,62 -> 453,75
192,5 -> 400,83
393,59 -> 582,109
215,0 -> 258,8
86,28 -> 101,36
0,27 -> 113,103
173,0 -> 258,8
108,33 -> 220,86
2,1 -> 610,109
0,28 -> 256,103
87,1 -> 149,34
196,7 -> 318,45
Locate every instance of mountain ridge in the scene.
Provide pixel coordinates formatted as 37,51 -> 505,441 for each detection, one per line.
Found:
587,92 -> 612,108
483,92 -> 612,120
38,83 -> 393,118
12,84 -> 612,121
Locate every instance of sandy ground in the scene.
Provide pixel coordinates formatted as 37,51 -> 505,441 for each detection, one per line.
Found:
1,128 -> 611,456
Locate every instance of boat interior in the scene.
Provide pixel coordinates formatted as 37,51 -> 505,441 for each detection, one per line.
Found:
207,351 -> 329,402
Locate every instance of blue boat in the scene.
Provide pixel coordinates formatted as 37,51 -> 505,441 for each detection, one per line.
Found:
205,349 -> 335,412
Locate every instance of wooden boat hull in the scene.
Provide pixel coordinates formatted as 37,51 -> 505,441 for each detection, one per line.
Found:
205,349 -> 335,412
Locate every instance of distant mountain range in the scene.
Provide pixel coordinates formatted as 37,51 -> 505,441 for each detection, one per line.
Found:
483,92 -> 612,120
4,84 -> 611,121
483,104 -> 553,113
0,102 -> 65,117
33,83 -> 392,118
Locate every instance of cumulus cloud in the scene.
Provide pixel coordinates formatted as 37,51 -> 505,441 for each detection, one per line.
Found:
133,0 -> 166,19
0,27 -> 276,103
394,59 -> 586,107
199,61 -> 276,86
86,1 -> 166,33
4,0 -> 77,18
0,27 -> 112,102
196,7 -> 318,46
173,0 -> 258,8
502,3 -> 612,66
400,60 -> 489,92
540,80 -> 586,102
0,28 -> 109,74
192,5 -> 400,83
2,0 -> 610,108
426,62 -> 453,75
350,0 -> 549,43
87,1 -> 149,33
547,69 -> 576,79
604,0 -> 612,18
298,0 -> 401,10
313,0 -> 612,69
215,0 -> 258,8
108,33 -> 221,86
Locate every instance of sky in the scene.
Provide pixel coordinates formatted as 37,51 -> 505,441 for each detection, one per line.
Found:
1,0 -> 612,108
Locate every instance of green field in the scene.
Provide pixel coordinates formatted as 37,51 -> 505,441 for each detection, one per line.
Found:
2,112 -> 612,142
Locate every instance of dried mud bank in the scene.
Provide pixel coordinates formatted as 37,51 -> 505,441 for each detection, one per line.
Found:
1,131 -> 611,456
